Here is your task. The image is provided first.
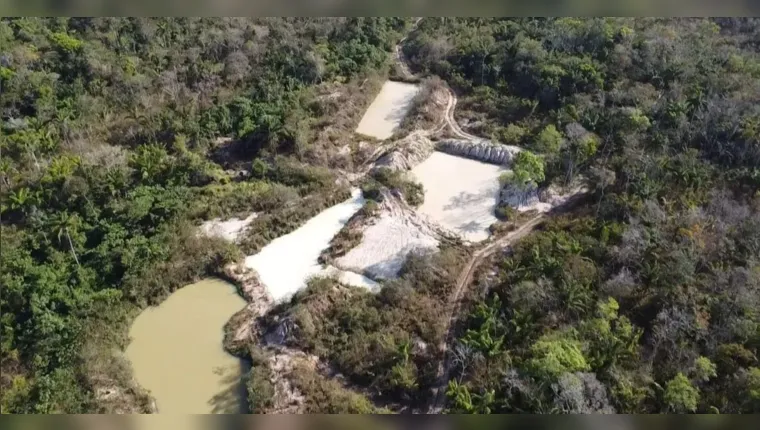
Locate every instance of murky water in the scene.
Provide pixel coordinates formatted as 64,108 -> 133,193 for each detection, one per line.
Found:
126,278 -> 247,415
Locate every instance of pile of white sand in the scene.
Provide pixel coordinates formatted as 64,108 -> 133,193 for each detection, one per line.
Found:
337,213 -> 440,280
244,189 -> 377,302
199,213 -> 258,243
355,81 -> 420,140
500,183 -> 552,213
411,151 -> 505,242
501,182 -> 586,213
321,265 -> 380,291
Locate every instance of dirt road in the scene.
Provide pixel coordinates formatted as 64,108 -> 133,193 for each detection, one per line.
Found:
394,17 -> 423,80
376,19 -> 577,413
426,214 -> 545,413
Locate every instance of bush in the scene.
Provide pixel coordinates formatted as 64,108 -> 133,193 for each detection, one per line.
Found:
498,124 -> 527,145
511,152 -> 546,186
291,363 -> 385,413
495,204 -> 517,221
246,349 -> 275,414
534,124 -> 564,155
365,167 -> 425,207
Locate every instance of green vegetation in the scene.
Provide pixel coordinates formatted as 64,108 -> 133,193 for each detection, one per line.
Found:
500,151 -> 545,188
0,17 -> 410,413
6,16 -> 760,415
263,247 -> 469,410
402,18 -> 760,414
362,167 -> 424,207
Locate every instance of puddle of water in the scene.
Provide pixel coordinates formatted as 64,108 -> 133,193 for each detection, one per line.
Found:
356,81 -> 420,139
126,278 -> 248,415
245,188 -> 377,302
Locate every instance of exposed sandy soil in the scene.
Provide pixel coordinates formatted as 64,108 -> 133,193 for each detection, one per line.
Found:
244,189 -> 377,302
355,81 -> 420,140
321,265 -> 380,291
336,213 -> 440,280
412,151 -> 506,242
199,213 -> 258,243
501,182 -> 589,213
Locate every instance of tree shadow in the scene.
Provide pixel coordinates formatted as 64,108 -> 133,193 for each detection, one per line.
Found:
383,90 -> 418,125
363,244 -> 436,281
443,187 -> 497,211
207,360 -> 250,415
456,219 -> 485,234
365,255 -> 405,280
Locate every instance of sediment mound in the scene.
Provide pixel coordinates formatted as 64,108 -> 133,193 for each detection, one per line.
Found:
499,183 -> 550,213
500,181 -> 588,213
371,131 -> 435,172
199,213 -> 258,243
436,139 -> 521,166
336,190 -> 455,280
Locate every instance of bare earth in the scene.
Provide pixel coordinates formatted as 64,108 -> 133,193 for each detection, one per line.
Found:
199,213 -> 258,243
336,213 -> 440,280
244,189 -> 377,302
412,151 -> 506,242
355,81 -> 420,140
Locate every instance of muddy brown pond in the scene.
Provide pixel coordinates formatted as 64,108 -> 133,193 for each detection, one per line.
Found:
126,278 -> 248,414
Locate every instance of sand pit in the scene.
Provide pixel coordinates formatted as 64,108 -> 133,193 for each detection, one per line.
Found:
199,214 -> 258,243
355,81 -> 420,140
337,213 -> 440,280
244,189 -> 377,302
412,151 -> 505,242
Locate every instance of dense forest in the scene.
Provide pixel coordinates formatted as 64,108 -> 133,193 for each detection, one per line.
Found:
0,17 -> 409,413
401,17 -> 760,413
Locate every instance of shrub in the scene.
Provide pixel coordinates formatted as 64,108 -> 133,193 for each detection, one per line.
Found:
366,167 -> 425,207
246,349 -> 275,413
498,124 -> 527,145
663,373 -> 699,413
534,124 -> 563,155
511,151 -> 546,186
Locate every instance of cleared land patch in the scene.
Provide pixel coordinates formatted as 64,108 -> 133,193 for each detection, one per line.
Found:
244,189 -> 376,302
411,151 -> 505,242
199,214 -> 258,243
336,212 -> 440,280
355,81 -> 420,140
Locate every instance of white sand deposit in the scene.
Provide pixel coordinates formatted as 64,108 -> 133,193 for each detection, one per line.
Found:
501,182 -> 586,213
321,265 -> 380,291
199,214 -> 258,243
244,189 -> 377,302
500,183 -> 553,213
355,81 -> 420,140
412,151 -> 506,242
337,213 -> 440,280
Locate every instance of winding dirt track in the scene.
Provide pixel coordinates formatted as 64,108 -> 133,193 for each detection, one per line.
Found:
390,18 -> 568,414
390,17 -> 533,414
426,214 -> 544,413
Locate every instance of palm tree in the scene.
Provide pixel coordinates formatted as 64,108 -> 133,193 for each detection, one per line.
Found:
9,187 -> 33,211
49,211 -> 82,267
446,380 -> 474,413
